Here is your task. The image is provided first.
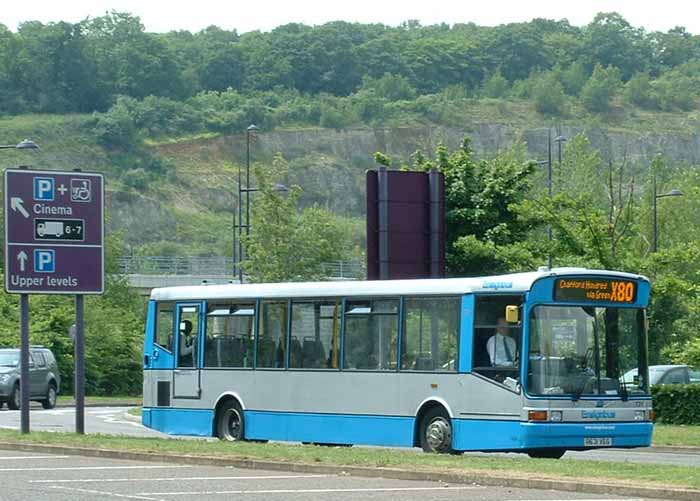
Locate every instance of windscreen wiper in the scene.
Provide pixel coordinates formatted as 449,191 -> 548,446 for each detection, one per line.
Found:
572,374 -> 589,401
615,364 -> 629,401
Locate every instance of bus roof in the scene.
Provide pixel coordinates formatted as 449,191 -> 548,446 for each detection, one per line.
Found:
149,268 -> 648,302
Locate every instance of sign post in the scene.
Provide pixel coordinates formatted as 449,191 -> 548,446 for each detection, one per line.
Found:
4,168 -> 104,434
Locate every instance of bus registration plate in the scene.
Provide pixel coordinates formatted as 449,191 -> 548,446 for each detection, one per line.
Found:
584,437 -> 612,447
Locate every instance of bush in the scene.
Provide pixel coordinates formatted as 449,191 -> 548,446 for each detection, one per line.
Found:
482,71 -> 510,98
93,96 -> 140,149
652,384 -> 700,425
122,168 -> 150,191
581,64 -> 622,113
533,73 -> 566,115
625,73 -> 657,109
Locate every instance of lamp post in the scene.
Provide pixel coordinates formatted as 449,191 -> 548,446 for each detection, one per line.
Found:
652,173 -> 683,253
234,125 -> 259,283
550,133 -> 567,268
235,126 -> 289,283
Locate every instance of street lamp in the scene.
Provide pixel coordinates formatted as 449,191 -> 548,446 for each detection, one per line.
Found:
0,139 -> 39,150
234,125 -> 259,282
549,133 -> 567,268
234,126 -> 289,283
554,134 -> 567,166
652,173 -> 683,252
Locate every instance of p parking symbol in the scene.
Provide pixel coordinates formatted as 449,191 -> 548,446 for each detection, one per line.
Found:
34,249 -> 55,273
34,177 -> 55,201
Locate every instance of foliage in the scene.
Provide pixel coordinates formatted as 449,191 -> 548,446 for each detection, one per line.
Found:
0,232 -> 145,396
532,72 -> 566,115
560,62 -> 589,96
518,134 -> 637,270
652,384 -> 700,425
581,64 -> 622,113
379,138 -> 537,276
482,71 -> 510,98
625,73 -> 656,109
241,155 -> 353,282
2,12 -> 700,122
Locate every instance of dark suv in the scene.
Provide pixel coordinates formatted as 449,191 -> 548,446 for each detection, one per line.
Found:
0,347 -> 60,410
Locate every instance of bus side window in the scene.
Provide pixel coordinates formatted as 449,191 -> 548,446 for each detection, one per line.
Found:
290,300 -> 341,369
401,296 -> 460,372
257,301 -> 289,369
344,298 -> 398,371
204,303 -> 255,368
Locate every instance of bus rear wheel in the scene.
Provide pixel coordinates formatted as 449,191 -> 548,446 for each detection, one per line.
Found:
420,407 -> 453,453
527,448 -> 566,459
216,401 -> 244,441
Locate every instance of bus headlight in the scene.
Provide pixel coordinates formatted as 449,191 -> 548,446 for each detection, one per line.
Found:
550,410 -> 563,422
634,410 -> 645,421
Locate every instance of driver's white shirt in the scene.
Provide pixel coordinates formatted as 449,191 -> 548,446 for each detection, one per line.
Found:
486,333 -> 517,367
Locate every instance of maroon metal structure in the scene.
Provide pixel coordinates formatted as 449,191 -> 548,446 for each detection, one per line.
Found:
366,168 -> 445,280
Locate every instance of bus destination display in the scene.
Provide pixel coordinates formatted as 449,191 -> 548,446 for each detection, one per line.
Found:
554,278 -> 637,304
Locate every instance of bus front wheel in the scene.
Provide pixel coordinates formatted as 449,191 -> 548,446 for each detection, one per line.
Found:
216,401 -> 244,441
420,407 -> 453,453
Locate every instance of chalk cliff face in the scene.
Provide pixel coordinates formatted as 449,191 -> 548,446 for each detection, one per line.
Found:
106,125 -> 700,249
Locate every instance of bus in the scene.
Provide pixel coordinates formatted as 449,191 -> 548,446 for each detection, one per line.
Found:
142,267 -> 653,458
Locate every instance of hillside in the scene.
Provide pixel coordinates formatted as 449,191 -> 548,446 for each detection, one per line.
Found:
2,108 -> 700,258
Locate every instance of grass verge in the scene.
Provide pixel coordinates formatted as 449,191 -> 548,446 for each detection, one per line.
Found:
654,424 -> 700,447
127,407 -> 142,417
58,396 -> 142,407
0,430 -> 698,491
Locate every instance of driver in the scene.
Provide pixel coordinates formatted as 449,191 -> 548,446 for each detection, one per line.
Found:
486,317 -> 517,367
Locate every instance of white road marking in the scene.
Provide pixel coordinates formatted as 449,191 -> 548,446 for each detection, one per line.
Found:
31,474 -> 330,483
0,465 -> 190,472
138,486 -> 484,496
0,455 -> 70,460
51,485 -> 166,501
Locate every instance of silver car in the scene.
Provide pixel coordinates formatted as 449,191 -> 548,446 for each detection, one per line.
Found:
0,347 -> 61,410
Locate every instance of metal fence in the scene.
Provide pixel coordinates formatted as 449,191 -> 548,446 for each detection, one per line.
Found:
117,256 -> 365,280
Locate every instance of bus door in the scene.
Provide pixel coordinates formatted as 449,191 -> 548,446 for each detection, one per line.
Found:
173,304 -> 202,399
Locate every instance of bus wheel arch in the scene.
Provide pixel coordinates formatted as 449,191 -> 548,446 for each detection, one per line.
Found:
214,395 -> 245,441
414,400 -> 454,453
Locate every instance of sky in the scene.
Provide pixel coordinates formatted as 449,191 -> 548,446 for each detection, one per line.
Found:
2,0 -> 698,34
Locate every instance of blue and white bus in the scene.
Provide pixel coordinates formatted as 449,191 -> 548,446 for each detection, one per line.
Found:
142,268 -> 652,458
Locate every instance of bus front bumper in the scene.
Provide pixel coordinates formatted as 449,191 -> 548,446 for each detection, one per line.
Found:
452,419 -> 653,451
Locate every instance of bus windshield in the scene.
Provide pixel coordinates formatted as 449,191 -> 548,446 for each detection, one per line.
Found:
527,306 -> 648,398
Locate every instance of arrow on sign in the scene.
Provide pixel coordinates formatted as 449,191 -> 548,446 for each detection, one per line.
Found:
17,251 -> 27,272
10,197 -> 29,218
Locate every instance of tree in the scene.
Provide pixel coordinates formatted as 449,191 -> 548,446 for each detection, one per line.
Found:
582,13 -> 652,80
518,134 -> 637,270
624,72 -> 656,108
532,71 -> 566,115
581,64 -> 621,112
482,71 -> 510,98
561,62 -> 589,96
389,138 -> 537,276
242,155 -> 352,282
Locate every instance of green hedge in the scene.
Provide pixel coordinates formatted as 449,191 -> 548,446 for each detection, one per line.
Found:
652,385 -> 700,425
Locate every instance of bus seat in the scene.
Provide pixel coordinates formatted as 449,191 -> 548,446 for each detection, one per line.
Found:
414,353 -> 434,370
302,337 -> 324,368
291,336 -> 303,367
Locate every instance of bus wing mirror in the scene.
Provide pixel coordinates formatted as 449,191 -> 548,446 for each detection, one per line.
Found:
505,305 -> 519,323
